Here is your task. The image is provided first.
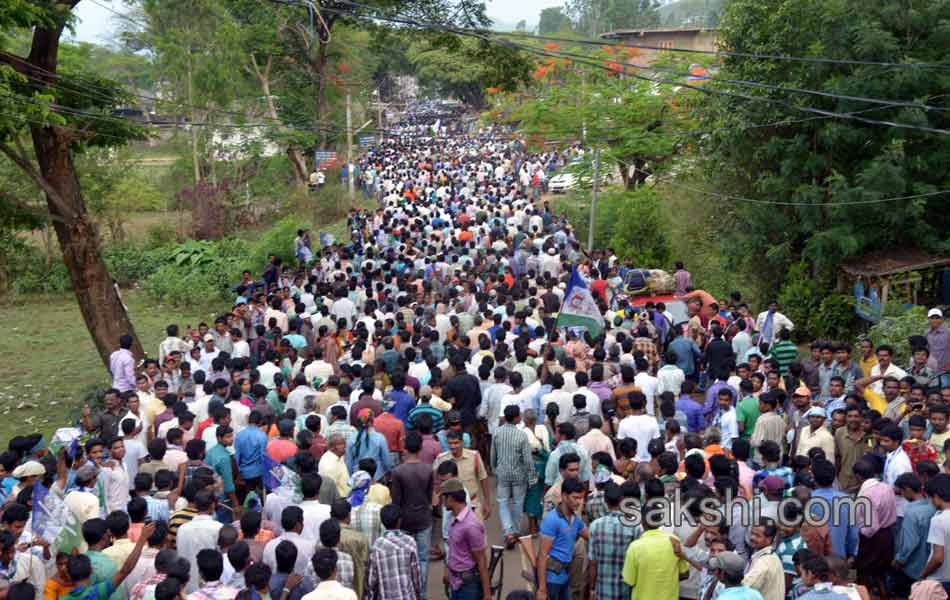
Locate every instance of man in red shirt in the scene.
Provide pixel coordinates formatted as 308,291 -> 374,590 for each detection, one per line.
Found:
266,419 -> 297,463
373,409 -> 406,468
590,268 -> 608,304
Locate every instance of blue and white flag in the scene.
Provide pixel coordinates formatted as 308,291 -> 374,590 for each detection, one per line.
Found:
555,267 -> 605,338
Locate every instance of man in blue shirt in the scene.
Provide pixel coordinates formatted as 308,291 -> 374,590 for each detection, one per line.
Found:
810,459 -> 859,560
234,410 -> 269,500
668,327 -> 702,378
892,472 -> 936,597
536,477 -> 588,600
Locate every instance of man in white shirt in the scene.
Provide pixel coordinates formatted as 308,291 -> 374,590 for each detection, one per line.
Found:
617,392 -> 660,462
103,438 -> 131,513
329,291 -> 357,328
712,388 -> 739,451
256,350 -> 283,390
286,374 -> 319,417
299,475 -> 331,541
541,374 -> 574,424
572,372 -> 602,417
304,348 -> 334,385
869,345 -> 908,394
656,356 -> 686,397
633,359 -> 658,417
304,548 -> 358,600
176,490 -> 224,592
198,335 -> 220,374
230,329 -> 250,360
880,423 -> 913,515
158,325 -> 193,365
120,419 -> 148,482
263,506 -> 316,574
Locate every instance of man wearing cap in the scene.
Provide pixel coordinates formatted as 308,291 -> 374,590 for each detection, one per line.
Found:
441,478 -> 490,600
795,407 -> 835,460
65,465 -> 103,532
707,551 -> 763,600
927,307 -> 950,378
433,430 -> 490,520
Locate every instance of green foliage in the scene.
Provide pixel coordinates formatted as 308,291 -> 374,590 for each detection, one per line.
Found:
865,305 -> 928,366
607,187 -> 672,265
249,216 -> 307,268
145,223 -> 179,248
660,0 -> 724,27
563,0 -> 661,35
103,242 -> 170,287
0,233 -> 71,296
694,0 -> 950,294
407,36 -> 532,108
538,7 -> 572,34
553,186 -> 672,265
778,262 -> 857,341
143,238 -> 251,307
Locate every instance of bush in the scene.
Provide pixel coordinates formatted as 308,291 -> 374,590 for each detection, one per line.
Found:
864,305 -> 928,366
103,241 -> 170,287
607,187 -> 672,266
0,232 -> 71,296
145,223 -> 178,248
249,215 -> 307,268
142,238 -> 251,306
778,261 -> 857,341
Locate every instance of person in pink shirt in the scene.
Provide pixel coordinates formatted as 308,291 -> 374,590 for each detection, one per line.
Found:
266,419 -> 298,463
853,457 -> 897,600
415,415 -> 443,465
732,439 -> 756,499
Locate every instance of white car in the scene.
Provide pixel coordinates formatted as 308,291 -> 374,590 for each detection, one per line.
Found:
548,169 -> 612,193
548,172 -> 577,193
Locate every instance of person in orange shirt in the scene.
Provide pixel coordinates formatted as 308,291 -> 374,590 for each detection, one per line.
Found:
44,553 -> 75,600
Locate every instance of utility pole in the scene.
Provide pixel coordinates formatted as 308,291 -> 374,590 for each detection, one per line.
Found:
345,89 -> 354,199
588,147 -> 600,253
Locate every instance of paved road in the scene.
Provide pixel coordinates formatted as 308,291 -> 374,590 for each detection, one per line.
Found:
426,475 -> 533,599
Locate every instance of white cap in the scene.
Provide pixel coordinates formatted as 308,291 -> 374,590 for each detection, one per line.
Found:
929,308 -> 944,318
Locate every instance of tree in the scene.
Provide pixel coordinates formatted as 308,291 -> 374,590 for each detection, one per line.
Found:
408,36 -> 531,108
693,0 -> 950,291
0,0 -> 146,366
498,43 -> 686,189
515,19 -> 527,31
538,7 -> 570,34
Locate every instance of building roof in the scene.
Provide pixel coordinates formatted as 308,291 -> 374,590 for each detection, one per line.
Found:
601,27 -> 719,39
839,249 -> 950,277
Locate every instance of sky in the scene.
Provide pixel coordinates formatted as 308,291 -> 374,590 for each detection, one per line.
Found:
68,0 -> 565,45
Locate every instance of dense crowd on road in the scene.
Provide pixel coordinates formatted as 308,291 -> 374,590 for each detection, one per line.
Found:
1,115 -> 949,600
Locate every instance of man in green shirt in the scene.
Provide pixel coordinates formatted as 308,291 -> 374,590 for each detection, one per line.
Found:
622,497 -> 690,600
205,425 -> 241,523
768,328 -> 799,375
735,380 -> 761,440
68,522 -> 154,600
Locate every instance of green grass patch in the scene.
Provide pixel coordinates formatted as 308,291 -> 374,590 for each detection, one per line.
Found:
0,289 -> 228,441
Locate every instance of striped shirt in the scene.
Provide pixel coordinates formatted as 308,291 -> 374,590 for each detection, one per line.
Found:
365,530 -> 421,600
353,501 -> 384,546
490,423 -> 535,483
589,511 -> 641,600
407,403 -> 444,433
768,341 -> 799,375
167,507 -> 198,546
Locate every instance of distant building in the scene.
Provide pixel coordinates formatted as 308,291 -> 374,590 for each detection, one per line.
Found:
600,27 -> 719,64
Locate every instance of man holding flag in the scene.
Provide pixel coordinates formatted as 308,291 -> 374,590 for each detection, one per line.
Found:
555,267 -> 606,341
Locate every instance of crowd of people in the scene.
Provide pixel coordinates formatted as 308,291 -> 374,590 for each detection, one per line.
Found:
1,117 -> 949,600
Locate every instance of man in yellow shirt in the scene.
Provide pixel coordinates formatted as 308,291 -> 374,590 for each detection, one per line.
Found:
858,339 -> 878,377
318,434 -> 351,497
622,497 -> 690,600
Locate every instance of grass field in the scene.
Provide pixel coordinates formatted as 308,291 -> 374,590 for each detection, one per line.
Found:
0,289 -> 229,442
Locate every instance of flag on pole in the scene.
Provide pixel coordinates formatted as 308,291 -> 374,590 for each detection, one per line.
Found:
555,267 -> 606,339
32,481 -> 83,553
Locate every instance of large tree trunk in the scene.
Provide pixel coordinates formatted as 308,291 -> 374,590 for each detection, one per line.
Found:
26,9 -> 145,368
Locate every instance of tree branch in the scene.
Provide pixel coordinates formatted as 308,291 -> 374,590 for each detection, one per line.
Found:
0,141 -> 76,221
0,190 -> 65,223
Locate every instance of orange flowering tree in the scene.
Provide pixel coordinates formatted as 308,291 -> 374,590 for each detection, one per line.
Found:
497,42 -> 692,190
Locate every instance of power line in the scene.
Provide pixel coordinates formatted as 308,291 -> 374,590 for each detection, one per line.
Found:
494,30 -> 950,71
625,164 -> 950,206
308,1 -> 950,135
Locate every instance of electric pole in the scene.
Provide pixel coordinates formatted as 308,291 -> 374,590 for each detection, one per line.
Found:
346,89 -> 354,198
588,147 -> 600,253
